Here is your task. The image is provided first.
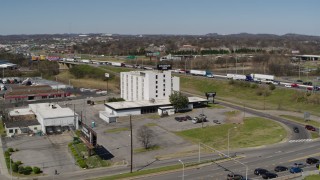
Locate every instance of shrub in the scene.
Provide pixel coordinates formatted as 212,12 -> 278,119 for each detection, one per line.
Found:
77,159 -> 87,168
12,163 -> 19,172
15,161 -> 22,166
228,79 -> 235,85
18,166 -> 25,174
269,84 -> 276,90
250,83 -> 258,89
7,148 -> 14,152
4,151 -> 10,157
107,97 -> 125,102
33,166 -> 41,174
23,166 -> 33,175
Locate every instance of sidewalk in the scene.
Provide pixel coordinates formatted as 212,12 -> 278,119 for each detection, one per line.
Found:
0,136 -> 10,180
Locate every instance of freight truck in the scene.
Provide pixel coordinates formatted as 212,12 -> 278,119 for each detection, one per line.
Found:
190,70 -> 213,78
227,74 -> 253,81
250,74 -> 275,83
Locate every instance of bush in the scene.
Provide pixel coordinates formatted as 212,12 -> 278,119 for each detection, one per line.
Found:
15,161 -> 22,166
33,166 -> 41,174
23,166 -> 33,175
107,97 -> 125,102
18,166 -> 25,174
12,163 -> 19,172
250,83 -> 258,89
7,148 -> 14,152
4,151 -> 10,157
77,159 -> 87,168
269,84 -> 276,90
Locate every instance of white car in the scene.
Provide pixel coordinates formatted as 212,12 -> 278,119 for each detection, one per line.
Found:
285,84 -> 291,88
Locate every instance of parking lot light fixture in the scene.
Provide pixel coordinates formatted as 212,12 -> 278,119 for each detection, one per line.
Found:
228,127 -> 237,157
178,159 -> 184,180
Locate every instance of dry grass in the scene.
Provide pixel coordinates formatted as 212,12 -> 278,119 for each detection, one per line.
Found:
56,71 -> 120,93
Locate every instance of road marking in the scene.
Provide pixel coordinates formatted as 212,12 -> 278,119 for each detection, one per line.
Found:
289,139 -> 313,143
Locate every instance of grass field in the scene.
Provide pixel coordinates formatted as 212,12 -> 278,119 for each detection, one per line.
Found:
280,115 -> 320,127
176,117 -> 287,150
179,76 -> 320,116
105,127 -> 129,133
74,143 -> 111,168
0,119 -> 5,136
56,71 -> 120,92
304,175 -> 320,180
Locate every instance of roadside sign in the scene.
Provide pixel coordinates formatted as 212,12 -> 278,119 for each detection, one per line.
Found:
304,112 -> 310,121
105,73 -> 109,78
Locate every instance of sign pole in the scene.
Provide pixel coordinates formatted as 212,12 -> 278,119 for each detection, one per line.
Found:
130,115 -> 133,173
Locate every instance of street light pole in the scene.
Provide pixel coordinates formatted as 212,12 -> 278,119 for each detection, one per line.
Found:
130,114 -> 133,173
178,159 -> 184,180
10,155 -> 12,180
228,127 -> 237,157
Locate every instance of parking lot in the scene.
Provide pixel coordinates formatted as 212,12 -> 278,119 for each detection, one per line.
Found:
4,131 -> 79,176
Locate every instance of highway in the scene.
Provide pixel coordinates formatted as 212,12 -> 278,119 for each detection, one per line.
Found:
139,140 -> 320,180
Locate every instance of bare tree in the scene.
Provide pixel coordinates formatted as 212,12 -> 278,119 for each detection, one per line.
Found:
137,125 -> 154,149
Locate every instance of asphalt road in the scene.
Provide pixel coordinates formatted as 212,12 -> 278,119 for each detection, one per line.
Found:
216,100 -> 311,140
139,140 -> 320,180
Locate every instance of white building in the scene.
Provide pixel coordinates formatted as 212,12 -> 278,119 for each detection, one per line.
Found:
29,103 -> 79,134
120,71 -> 179,101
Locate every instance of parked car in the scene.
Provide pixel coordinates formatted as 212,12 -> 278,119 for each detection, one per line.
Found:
175,117 -> 186,122
46,127 -> 54,134
185,115 -> 192,120
262,172 -> 278,179
254,168 -> 269,175
291,83 -> 299,88
305,125 -> 316,131
53,126 -> 62,134
293,127 -> 299,133
290,167 -> 303,173
306,157 -> 319,165
192,117 -> 199,124
199,113 -> 207,118
274,165 -> 288,172
227,173 -> 243,180
213,120 -> 221,124
303,82 -> 313,86
316,163 -> 319,169
296,80 -> 303,83
293,162 -> 306,168
285,84 -> 292,88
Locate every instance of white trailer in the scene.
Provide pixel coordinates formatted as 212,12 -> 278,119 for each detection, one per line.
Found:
190,70 -> 206,76
227,74 -> 246,80
81,59 -> 91,64
251,74 -> 275,81
111,62 -> 124,67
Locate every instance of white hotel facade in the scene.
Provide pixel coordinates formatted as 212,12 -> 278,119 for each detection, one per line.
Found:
120,71 -> 180,101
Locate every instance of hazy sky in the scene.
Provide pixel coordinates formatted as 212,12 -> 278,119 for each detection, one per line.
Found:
1,0 -> 319,35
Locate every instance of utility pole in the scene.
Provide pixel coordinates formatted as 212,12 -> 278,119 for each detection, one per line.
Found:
130,114 -> 133,173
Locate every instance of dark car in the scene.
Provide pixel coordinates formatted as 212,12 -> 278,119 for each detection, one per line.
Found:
185,115 -> 192,120
274,165 -> 288,172
316,164 -> 319,169
175,117 -> 183,122
262,172 -> 278,179
227,173 -> 243,180
306,157 -> 319,165
254,168 -> 269,175
293,163 -> 306,168
213,120 -> 221,124
305,125 -> 316,131
293,127 -> 299,133
296,80 -> 303,83
290,167 -> 303,173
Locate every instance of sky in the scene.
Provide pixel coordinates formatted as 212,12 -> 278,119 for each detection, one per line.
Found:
1,0 -> 320,36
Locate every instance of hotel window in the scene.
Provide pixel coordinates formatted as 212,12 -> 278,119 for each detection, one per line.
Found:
156,75 -> 158,79
156,81 -> 158,84
163,93 -> 165,96
156,86 -> 158,89
156,95 -> 158,97
156,90 -> 158,93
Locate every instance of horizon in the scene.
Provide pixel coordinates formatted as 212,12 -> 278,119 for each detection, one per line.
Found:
1,0 -> 320,36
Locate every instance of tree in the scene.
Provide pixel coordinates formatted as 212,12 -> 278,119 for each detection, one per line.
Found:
137,125 -> 154,149
169,91 -> 189,112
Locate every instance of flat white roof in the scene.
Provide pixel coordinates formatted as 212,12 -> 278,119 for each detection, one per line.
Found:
9,108 -> 34,116
105,97 -> 208,110
29,103 -> 76,119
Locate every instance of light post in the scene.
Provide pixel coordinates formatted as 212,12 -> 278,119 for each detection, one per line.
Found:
178,159 -> 184,180
228,127 -> 237,157
10,155 -> 12,180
